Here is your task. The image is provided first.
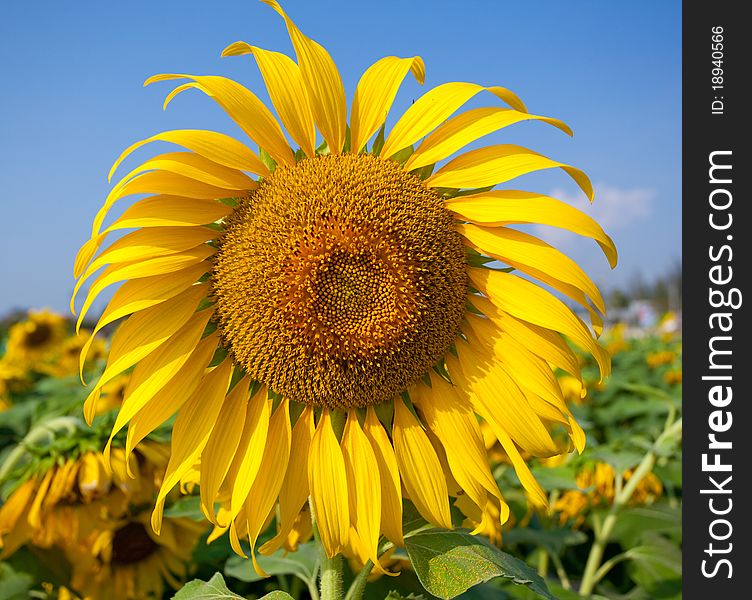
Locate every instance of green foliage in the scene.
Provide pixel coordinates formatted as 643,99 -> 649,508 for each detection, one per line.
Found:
0,562 -> 33,600
1,315 -> 682,600
405,530 -> 556,600
224,543 -> 318,586
172,573 -> 247,599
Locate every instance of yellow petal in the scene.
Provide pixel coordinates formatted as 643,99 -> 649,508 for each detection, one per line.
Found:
81,283 -> 207,423
74,233 -> 106,279
466,316 -> 563,410
350,55 -> 425,154
77,452 -> 111,501
447,354 -> 548,508
412,374 -> 509,524
407,107 -> 571,170
341,411 -> 389,575
446,190 -> 617,268
457,223 -> 605,315
381,82 -> 526,159
259,406 -> 314,555
27,469 -> 54,529
229,505 -> 249,557
362,407 -> 403,546
308,409 -> 349,557
200,377 -> 250,524
125,333 -> 219,464
103,309 -> 213,461
452,337 -> 558,456
106,196 -> 231,231
427,145 -> 592,200
109,129 -> 269,182
145,73 -> 294,166
464,317 -> 585,452
78,263 -> 207,380
245,399 -> 292,575
151,359 -> 232,534
42,462 -> 75,510
116,151 -> 258,190
226,387 -> 271,526
222,42 -> 316,158
73,244 -> 214,325
262,0 -> 347,153
75,227 -> 212,299
392,399 -> 453,530
469,268 -> 610,378
91,170 -> 243,238
470,295 -> 581,380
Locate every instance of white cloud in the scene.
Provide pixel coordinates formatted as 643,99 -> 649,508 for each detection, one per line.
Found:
531,183 -> 655,247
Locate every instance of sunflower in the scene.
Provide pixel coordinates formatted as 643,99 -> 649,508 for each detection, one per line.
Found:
72,0 -> 615,570
65,510 -> 205,600
0,442 -> 168,558
3,309 -> 69,366
552,462 -> 663,526
37,329 -> 108,378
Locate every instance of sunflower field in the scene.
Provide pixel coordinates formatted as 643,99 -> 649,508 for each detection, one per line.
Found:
0,311 -> 681,600
1,2 -> 682,598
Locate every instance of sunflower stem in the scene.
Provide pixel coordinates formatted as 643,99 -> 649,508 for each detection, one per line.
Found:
578,418 -> 682,597
311,499 -> 345,600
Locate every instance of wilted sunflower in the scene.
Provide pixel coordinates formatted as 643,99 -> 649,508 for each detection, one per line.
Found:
0,442 -> 169,558
72,0 -> 615,571
65,510 -> 205,600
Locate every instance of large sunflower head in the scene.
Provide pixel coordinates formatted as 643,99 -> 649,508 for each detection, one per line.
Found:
72,0 -> 616,571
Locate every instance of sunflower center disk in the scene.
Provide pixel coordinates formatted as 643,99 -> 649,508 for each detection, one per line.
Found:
111,522 -> 158,565
211,153 -> 467,409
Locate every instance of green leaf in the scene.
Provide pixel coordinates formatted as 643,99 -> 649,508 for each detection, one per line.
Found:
503,527 -> 587,555
0,562 -> 33,600
172,572 -> 245,599
224,542 -> 318,585
589,448 -> 645,473
404,529 -> 556,600
527,466 -> 581,492
606,503 -> 682,547
544,582 -> 610,600
626,535 -> 682,599
259,593 -> 295,600
385,593 -> 426,600
163,495 -> 206,521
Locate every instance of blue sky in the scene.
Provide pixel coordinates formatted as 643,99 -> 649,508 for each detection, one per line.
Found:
0,0 -> 681,316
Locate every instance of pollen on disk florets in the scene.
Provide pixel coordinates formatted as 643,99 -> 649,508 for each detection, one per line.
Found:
211,153 -> 467,409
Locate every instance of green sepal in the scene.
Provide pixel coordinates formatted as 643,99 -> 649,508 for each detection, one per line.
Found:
259,147 -> 277,172
208,346 -> 228,367
341,125 -> 351,153
316,139 -> 330,155
410,163 -> 435,180
390,145 -> 414,166
218,197 -> 239,208
371,123 -> 386,156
